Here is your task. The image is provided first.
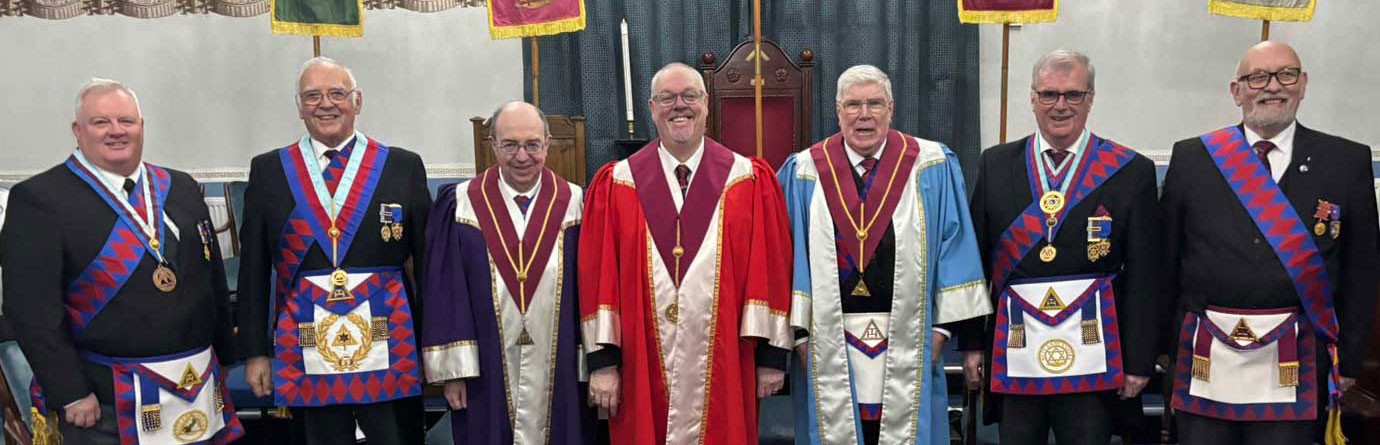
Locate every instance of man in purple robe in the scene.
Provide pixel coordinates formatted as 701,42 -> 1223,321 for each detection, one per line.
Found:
422,101 -> 592,444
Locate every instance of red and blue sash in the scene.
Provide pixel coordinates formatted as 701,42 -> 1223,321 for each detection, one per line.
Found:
272,138 -> 387,303
62,156 -> 172,337
989,135 -> 1135,292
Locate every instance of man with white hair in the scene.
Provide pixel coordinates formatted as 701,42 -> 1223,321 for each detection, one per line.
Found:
1161,40 -> 1378,445
961,49 -> 1162,445
779,64 -> 991,444
579,62 -> 793,444
236,57 -> 431,443
1,78 -> 242,443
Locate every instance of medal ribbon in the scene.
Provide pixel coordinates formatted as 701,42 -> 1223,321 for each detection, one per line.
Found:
1030,131 -> 1092,243
67,152 -> 170,265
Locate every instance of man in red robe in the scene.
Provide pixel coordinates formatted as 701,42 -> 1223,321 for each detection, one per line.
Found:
579,62 -> 793,444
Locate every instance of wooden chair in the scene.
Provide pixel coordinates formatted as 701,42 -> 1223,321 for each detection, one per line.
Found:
698,39 -> 815,170
470,115 -> 588,185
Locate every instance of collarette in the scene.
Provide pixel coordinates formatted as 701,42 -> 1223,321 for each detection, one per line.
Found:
1036,128 -> 1090,154
1242,120 -> 1297,158
844,139 -> 888,170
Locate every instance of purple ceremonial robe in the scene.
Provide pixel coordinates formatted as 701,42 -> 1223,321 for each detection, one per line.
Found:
421,173 -> 592,445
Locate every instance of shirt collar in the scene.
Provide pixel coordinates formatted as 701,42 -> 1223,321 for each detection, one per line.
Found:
658,137 -> 706,172
844,139 -> 888,168
497,168 -> 542,200
1036,128 -> 1090,154
1242,121 -> 1297,157
90,157 -> 146,192
310,135 -> 356,161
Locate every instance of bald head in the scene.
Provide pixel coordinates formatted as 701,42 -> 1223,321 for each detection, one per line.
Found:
1236,41 -> 1302,77
488,101 -> 550,141
649,63 -> 706,97
488,101 -> 550,193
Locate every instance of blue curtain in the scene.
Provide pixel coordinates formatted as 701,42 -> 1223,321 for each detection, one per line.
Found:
527,0 -> 981,185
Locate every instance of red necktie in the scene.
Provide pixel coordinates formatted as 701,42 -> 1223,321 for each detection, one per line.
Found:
674,164 -> 692,197
859,157 -> 878,177
514,195 -> 531,214
1047,148 -> 1070,166
1253,140 -> 1277,174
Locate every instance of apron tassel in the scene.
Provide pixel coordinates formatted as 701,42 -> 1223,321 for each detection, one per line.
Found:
31,408 -> 62,445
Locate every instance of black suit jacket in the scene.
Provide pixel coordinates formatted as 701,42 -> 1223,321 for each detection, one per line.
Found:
0,162 -> 232,409
963,135 -> 1165,377
235,141 -> 431,361
1160,124 -> 1378,377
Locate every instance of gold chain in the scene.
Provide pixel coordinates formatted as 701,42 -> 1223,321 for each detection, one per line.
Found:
480,169 -> 560,315
821,134 -> 909,260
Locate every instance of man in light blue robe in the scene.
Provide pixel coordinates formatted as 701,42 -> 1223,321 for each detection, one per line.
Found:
780,65 -> 991,444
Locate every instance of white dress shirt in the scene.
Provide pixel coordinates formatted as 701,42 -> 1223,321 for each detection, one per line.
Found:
1242,121 -> 1297,183
310,136 -> 356,171
657,138 -> 706,212
1037,129 -> 1088,166
496,170 -> 542,240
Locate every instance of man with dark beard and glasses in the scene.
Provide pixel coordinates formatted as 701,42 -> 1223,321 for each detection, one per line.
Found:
1161,41 -> 1378,444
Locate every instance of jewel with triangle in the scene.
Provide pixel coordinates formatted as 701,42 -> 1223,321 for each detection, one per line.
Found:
1038,288 -> 1066,311
859,320 -> 886,342
332,326 -> 358,347
1228,318 -> 1258,344
517,327 -> 535,346
177,363 -> 203,390
851,280 -> 872,297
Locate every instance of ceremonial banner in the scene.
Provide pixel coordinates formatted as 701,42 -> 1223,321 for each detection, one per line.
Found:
487,0 -> 586,39
1209,0 -> 1316,21
271,0 -> 364,37
958,0 -> 1057,24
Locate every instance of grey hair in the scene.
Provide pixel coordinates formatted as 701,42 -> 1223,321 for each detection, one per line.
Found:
1031,49 -> 1095,91
649,62 -> 706,96
485,101 -> 551,141
74,78 -> 141,119
835,65 -> 893,103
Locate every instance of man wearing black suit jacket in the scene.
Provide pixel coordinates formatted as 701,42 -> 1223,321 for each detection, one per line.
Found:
961,50 -> 1163,445
1161,41 -> 1378,445
236,57 -> 431,444
1,79 -> 240,444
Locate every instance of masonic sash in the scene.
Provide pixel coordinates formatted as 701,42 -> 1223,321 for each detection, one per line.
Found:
1171,126 -> 1343,427
989,134 -> 1135,292
990,273 -> 1124,394
62,154 -> 174,337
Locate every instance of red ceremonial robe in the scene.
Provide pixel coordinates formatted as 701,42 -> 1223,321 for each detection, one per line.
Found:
579,138 -> 793,445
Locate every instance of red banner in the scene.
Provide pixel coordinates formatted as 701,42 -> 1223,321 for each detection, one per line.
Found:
487,0 -> 586,39
958,0 -> 1057,24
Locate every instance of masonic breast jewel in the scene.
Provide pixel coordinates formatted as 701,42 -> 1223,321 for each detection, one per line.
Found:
1313,199 -> 1341,240
379,203 -> 404,242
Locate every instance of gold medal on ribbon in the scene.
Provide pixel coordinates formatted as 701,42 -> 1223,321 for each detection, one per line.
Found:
1314,221 -> 1326,236
153,265 -> 178,292
1039,245 -> 1057,262
381,225 -> 392,242
1039,191 -> 1065,215
391,223 -> 403,240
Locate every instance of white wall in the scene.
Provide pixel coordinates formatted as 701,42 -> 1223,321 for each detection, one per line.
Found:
979,0 -> 1380,161
0,7 -> 522,181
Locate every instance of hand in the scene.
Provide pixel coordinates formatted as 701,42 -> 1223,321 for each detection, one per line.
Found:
1340,376 -> 1356,392
930,331 -> 947,364
794,343 -> 808,368
1120,374 -> 1150,399
245,356 -> 274,398
444,380 -> 468,410
589,367 -> 621,416
961,350 -> 985,390
64,393 -> 100,428
757,367 -> 785,398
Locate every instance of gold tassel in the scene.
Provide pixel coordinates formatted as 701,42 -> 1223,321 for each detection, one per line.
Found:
1278,362 -> 1299,387
31,407 -> 63,445
1325,404 -> 1347,445
1192,355 -> 1211,381
1008,324 -> 1026,349
1081,319 -> 1101,344
273,406 -> 293,419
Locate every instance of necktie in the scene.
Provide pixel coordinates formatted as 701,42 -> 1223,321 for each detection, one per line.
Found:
858,157 -> 878,177
123,178 -> 137,199
514,195 -> 531,215
322,145 -> 353,195
858,157 -> 879,197
674,164 -> 692,198
1047,148 -> 1070,166
1253,140 -> 1277,176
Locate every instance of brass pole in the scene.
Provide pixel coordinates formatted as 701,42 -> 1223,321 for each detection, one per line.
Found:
313,36 -> 321,57
1261,20 -> 1271,41
531,37 -> 541,107
999,23 -> 1011,144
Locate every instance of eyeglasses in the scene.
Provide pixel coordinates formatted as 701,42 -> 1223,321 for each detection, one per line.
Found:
299,88 -> 355,106
1034,90 -> 1091,105
1237,68 -> 1302,90
494,140 -> 547,155
651,90 -> 705,107
839,99 -> 890,115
